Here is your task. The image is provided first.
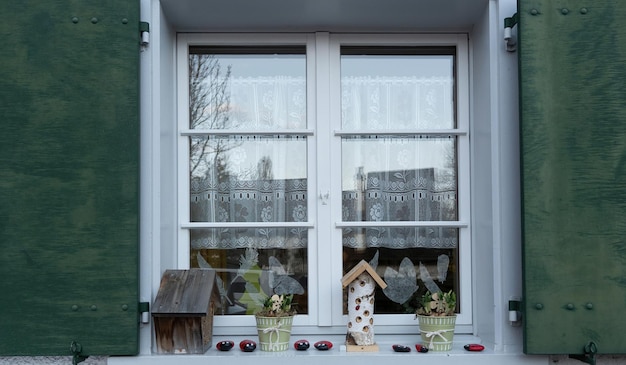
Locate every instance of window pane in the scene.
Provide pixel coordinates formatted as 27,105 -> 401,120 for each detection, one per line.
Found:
340,50 -> 459,315
341,135 -> 458,224
342,244 -> 458,314
188,47 -> 309,317
189,52 -> 306,130
341,52 -> 454,130
191,246 -> 308,315
190,135 -> 307,223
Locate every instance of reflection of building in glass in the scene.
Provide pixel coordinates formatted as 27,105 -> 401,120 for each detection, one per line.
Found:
342,167 -> 457,250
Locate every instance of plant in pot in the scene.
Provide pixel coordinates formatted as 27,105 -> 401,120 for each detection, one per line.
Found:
415,290 -> 457,351
255,257 -> 304,352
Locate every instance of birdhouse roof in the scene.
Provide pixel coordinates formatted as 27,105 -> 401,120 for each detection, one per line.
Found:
152,269 -> 221,316
341,260 -> 387,289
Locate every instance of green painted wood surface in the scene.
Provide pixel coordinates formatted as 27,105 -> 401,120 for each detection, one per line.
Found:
519,0 -> 626,355
0,1 -> 140,356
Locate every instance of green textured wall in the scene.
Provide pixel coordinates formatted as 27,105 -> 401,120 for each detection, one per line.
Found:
519,0 -> 626,355
0,1 -> 140,356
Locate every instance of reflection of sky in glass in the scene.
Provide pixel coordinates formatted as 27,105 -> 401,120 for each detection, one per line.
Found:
341,55 -> 453,78
340,55 -> 456,190
216,54 -> 305,78
193,53 -> 456,185
221,137 -> 307,181
341,137 -> 456,190
190,136 -> 307,181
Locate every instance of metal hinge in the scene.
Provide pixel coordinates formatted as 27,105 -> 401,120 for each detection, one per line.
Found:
504,13 -> 519,52
139,21 -> 150,46
139,301 -> 150,323
569,341 -> 598,365
508,298 -> 522,325
70,341 -> 88,365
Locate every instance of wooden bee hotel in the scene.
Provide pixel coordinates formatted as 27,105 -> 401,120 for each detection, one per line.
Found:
341,260 -> 387,352
152,269 -> 221,354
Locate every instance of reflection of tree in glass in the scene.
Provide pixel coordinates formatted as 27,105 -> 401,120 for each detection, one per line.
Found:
437,137 -> 457,221
257,156 -> 273,180
189,54 -> 240,181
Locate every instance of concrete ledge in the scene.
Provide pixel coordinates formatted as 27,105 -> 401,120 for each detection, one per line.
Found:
108,335 -> 548,365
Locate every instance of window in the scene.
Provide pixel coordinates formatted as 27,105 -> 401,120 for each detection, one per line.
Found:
177,33 -> 470,334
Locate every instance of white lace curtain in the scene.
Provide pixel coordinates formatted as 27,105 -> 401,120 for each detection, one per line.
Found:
190,76 -> 457,250
341,167 -> 457,249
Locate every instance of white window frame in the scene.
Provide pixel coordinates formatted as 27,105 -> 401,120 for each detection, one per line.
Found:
175,32 -> 472,336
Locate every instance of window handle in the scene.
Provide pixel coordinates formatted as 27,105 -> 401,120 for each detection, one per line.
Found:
319,191 -> 329,205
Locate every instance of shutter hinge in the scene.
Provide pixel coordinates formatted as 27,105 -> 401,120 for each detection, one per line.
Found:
508,298 -> 522,325
70,341 -> 89,365
504,13 -> 518,52
139,21 -> 150,46
569,341 -> 598,365
139,301 -> 150,323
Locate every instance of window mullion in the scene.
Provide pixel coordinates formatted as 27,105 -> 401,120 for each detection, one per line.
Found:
328,35 -> 347,326
314,32 -> 334,327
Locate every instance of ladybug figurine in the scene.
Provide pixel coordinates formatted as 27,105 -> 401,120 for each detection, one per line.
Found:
239,340 -> 257,352
415,344 -> 429,353
216,340 -> 234,351
392,344 -> 411,352
314,340 -> 333,351
294,339 -> 310,351
464,343 -> 485,352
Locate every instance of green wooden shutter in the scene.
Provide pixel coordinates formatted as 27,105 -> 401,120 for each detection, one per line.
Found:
0,1 -> 140,356
519,0 -> 626,356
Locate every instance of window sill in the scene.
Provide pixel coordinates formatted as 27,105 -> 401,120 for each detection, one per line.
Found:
109,335 -> 544,365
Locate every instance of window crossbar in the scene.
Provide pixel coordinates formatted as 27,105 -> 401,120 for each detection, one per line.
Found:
335,221 -> 467,228
180,129 -> 314,136
181,222 -> 315,229
335,129 -> 467,136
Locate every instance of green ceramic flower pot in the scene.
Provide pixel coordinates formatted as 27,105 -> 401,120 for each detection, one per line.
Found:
416,314 -> 456,351
255,315 -> 294,351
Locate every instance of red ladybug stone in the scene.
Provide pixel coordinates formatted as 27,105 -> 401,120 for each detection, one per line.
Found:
392,344 -> 411,352
239,340 -> 256,352
294,339 -> 310,351
415,344 -> 429,353
464,344 -> 485,352
216,340 -> 234,351
314,341 -> 333,351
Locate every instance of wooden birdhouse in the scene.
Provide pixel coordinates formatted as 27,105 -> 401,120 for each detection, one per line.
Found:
341,260 -> 387,352
152,269 -> 221,354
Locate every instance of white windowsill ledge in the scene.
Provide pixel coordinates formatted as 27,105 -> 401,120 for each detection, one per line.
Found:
108,335 -> 547,365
